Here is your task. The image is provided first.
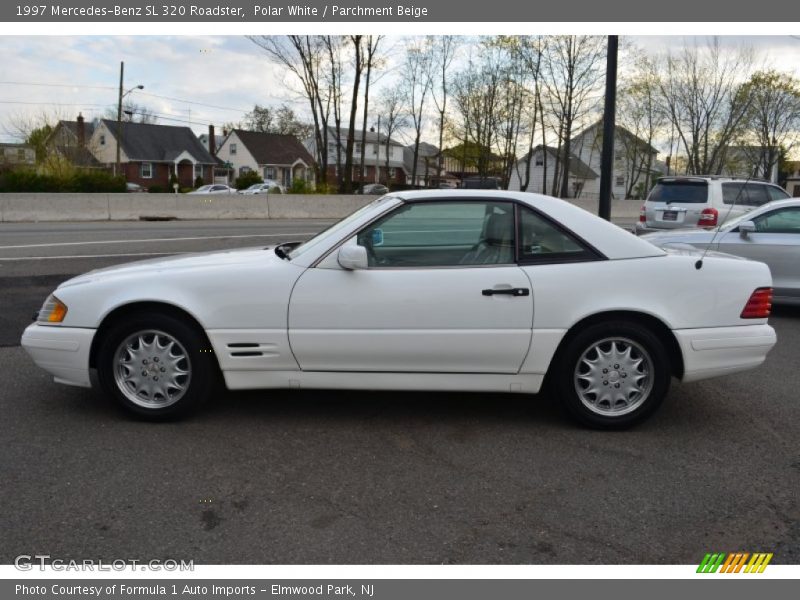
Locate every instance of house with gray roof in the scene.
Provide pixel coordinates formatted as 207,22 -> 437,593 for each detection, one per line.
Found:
88,119 -> 218,189
507,145 -> 598,197
46,114 -> 100,167
217,129 -> 315,188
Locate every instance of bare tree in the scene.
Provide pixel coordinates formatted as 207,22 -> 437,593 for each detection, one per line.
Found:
355,36 -> 385,191
429,35 -> 458,180
402,38 -> 434,187
376,86 -> 408,187
657,38 -> 755,175
250,35 -> 332,185
541,35 -> 606,197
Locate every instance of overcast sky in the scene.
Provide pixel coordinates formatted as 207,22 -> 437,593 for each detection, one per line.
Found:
2,35 -> 800,150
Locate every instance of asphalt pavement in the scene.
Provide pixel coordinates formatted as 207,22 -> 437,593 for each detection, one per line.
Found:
0,217 -> 797,565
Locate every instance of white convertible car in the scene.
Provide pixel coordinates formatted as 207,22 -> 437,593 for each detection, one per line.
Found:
22,191 -> 777,428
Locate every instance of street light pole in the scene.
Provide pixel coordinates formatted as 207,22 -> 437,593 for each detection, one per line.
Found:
598,35 -> 618,222
116,61 -> 124,177
115,61 -> 143,180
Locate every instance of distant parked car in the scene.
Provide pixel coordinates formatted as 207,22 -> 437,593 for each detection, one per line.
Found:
188,184 -> 237,195
635,176 -> 790,235
126,182 -> 148,193
239,181 -> 285,194
642,198 -> 800,305
461,177 -> 502,190
360,183 -> 389,195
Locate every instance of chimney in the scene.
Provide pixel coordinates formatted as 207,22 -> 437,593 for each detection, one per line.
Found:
208,124 -> 216,156
77,113 -> 85,148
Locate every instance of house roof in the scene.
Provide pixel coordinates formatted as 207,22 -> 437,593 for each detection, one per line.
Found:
54,119 -> 97,142
101,119 -> 217,164
573,119 -> 659,155
403,145 -> 438,176
327,126 -> 404,147
232,129 -> 315,166
520,145 -> 599,179
54,145 -> 100,167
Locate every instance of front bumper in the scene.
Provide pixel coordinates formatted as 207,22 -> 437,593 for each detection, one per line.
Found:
674,324 -> 776,383
21,323 -> 96,388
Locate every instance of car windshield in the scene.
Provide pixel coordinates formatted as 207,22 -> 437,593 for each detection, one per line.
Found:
196,185 -> 212,192
287,197 -> 392,261
648,180 -> 708,204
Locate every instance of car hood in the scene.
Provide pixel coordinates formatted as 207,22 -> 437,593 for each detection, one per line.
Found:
58,246 -> 283,288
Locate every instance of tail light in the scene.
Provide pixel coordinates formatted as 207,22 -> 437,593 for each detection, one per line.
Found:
741,287 -> 773,319
639,205 -> 646,223
698,207 -> 718,227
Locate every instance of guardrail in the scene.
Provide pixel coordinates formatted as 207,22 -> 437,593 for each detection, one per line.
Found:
0,193 -> 642,223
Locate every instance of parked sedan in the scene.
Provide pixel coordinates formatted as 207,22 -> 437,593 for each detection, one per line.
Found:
188,184 -> 237,195
359,183 -> 389,195
22,191 -> 776,428
239,181 -> 286,194
642,199 -> 800,305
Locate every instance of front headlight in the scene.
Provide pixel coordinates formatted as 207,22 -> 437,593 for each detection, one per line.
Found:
37,294 -> 68,324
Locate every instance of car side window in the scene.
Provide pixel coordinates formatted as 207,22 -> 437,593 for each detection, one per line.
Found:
753,207 -> 800,234
356,201 -> 515,268
518,206 -> 597,263
768,186 -> 790,201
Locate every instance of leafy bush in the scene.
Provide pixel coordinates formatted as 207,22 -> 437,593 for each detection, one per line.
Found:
168,173 -> 179,191
288,179 -> 312,194
235,171 -> 263,190
0,168 -> 125,193
194,176 -> 204,189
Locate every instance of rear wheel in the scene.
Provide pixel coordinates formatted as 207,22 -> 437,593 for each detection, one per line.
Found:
555,321 -> 671,429
96,312 -> 216,419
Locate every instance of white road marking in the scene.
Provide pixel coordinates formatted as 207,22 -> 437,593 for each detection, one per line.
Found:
0,252 -> 183,261
0,232 -> 318,251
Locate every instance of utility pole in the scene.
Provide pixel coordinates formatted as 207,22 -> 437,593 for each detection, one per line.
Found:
598,35 -> 618,221
115,61 -> 124,177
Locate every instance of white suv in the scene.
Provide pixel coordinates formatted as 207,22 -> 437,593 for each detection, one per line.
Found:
635,176 -> 790,234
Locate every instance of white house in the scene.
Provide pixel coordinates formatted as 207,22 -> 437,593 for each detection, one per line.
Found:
570,120 -> 661,200
508,145 -> 599,197
216,129 -> 315,188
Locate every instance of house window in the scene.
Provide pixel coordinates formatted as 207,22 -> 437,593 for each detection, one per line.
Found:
194,164 -> 204,179
615,175 -> 625,186
535,157 -> 544,166
140,163 -> 153,178
388,167 -> 396,178
355,145 -> 361,155
230,143 -> 237,155
265,167 -> 276,179
239,166 -> 251,175
17,149 -> 26,160
99,135 -> 106,146
614,150 -> 623,161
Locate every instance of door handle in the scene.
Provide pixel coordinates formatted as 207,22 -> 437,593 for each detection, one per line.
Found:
482,287 -> 530,297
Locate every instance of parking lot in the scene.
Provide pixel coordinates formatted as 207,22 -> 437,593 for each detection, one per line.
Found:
1,218 -> 798,565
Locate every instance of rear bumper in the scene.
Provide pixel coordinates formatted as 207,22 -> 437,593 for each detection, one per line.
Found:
21,323 -> 95,388
675,324 -> 776,383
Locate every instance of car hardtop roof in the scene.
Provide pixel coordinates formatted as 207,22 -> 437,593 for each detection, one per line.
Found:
656,175 -> 771,183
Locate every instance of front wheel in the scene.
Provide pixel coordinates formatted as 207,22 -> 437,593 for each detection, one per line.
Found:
554,321 -> 671,429
96,312 -> 217,419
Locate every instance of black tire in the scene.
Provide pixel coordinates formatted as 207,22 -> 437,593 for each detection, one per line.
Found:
554,320 -> 671,429
96,312 -> 217,420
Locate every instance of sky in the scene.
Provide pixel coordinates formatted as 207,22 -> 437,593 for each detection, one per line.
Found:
1,35 -> 800,152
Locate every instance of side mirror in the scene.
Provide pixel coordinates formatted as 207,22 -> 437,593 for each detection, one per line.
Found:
337,244 -> 369,270
738,221 -> 756,238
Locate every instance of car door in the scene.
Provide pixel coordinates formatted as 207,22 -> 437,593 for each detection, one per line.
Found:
717,206 -> 800,299
288,199 -> 533,373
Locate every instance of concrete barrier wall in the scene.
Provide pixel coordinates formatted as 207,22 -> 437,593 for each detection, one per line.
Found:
0,192 -> 641,223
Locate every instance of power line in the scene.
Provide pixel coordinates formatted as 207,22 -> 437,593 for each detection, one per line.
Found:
136,91 -> 250,113
0,81 -> 116,91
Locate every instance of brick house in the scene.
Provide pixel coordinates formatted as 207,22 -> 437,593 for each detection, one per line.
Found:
88,120 -> 218,189
305,127 -> 407,187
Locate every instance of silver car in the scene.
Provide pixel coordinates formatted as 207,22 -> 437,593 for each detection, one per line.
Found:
635,176 -> 790,234
642,199 -> 800,305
